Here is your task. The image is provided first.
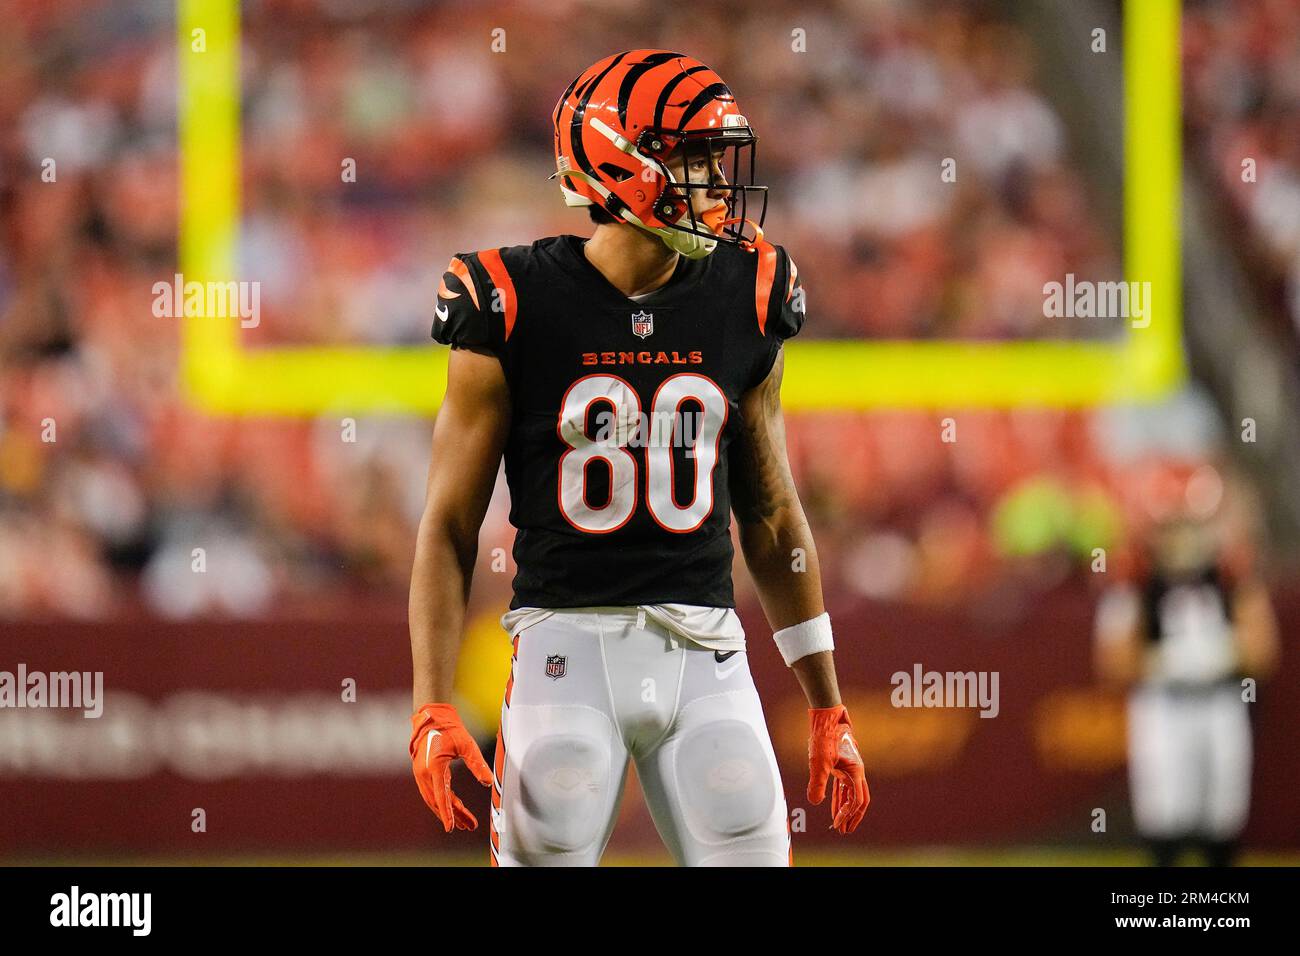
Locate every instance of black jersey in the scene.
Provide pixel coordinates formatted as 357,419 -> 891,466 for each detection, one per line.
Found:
1133,560 -> 1241,686
1140,563 -> 1235,645
431,234 -> 805,609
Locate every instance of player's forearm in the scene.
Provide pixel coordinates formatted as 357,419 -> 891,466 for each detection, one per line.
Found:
1234,580 -> 1281,677
409,514 -> 478,707
1094,639 -> 1142,687
791,651 -> 842,708
738,506 -> 825,630
1093,586 -> 1144,687
739,510 -> 844,708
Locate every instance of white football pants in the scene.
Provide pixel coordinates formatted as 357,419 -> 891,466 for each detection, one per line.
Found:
1127,682 -> 1252,840
488,609 -> 791,866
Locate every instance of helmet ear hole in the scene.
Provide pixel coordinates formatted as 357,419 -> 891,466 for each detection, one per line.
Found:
598,162 -> 635,183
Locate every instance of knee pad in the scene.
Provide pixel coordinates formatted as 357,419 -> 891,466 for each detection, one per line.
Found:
675,718 -> 777,839
514,731 -> 610,854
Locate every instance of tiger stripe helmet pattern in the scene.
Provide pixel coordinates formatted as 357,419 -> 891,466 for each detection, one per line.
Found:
552,49 -> 768,258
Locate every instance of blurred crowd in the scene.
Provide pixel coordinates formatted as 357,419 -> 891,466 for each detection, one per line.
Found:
1185,0 -> 1300,350
0,0 -> 1254,619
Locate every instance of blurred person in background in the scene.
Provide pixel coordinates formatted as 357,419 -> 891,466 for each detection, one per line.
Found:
1093,462 -> 1280,866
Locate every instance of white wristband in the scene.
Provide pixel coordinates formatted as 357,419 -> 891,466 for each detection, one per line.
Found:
773,612 -> 834,666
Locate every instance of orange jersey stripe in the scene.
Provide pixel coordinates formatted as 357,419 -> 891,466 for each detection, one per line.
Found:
504,635 -> 519,706
492,727 -> 505,806
490,722 -> 505,862
477,248 -> 518,341
753,239 -> 778,335
445,256 -> 478,309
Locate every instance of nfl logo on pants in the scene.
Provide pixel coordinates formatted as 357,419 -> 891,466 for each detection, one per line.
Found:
545,655 -> 567,680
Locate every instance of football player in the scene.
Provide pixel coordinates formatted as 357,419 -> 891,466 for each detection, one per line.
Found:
1094,463 -> 1280,866
409,50 -> 868,866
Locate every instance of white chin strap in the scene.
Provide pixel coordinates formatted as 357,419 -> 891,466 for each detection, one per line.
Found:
557,118 -> 722,259
623,207 -> 719,259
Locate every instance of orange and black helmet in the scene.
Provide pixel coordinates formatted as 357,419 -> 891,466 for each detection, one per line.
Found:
552,49 -> 767,258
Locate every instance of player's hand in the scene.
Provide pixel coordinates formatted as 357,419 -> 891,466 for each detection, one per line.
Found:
409,702 -> 494,832
807,704 -> 870,834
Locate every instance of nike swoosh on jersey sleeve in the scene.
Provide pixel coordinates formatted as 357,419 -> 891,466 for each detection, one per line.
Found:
432,253 -> 494,349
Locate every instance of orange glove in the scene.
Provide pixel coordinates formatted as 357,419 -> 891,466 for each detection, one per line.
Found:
807,704 -> 870,834
410,702 -> 494,832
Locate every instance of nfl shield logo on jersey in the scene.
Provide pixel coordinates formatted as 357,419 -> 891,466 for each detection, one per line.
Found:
631,310 -> 653,338
545,655 -> 567,680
